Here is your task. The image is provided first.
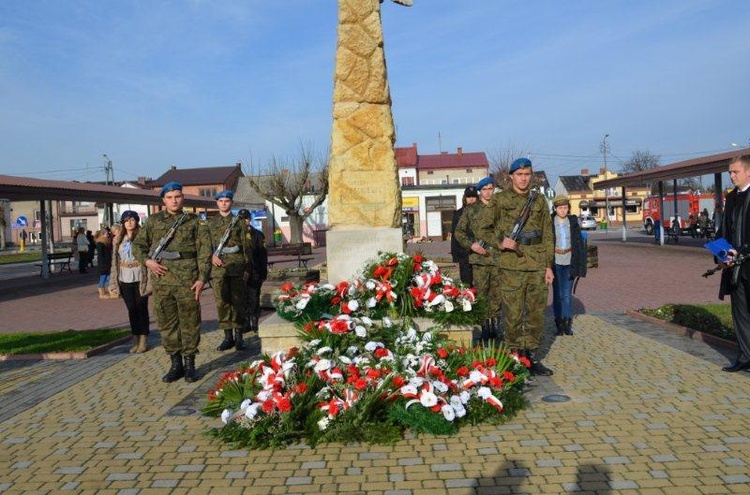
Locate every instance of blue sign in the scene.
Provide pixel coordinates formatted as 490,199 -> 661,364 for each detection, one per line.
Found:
15,216 -> 28,227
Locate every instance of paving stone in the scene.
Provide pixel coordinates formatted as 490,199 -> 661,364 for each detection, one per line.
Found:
721,474 -> 750,484
286,476 -> 313,485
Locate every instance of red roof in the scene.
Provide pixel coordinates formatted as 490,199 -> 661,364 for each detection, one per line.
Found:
416,150 -> 489,171
395,144 -> 418,168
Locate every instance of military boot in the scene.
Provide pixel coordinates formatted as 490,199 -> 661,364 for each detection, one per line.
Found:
527,349 -> 554,376
184,355 -> 198,383
564,317 -> 574,336
234,328 -> 245,350
216,329 -> 235,351
480,319 -> 492,343
492,317 -> 504,342
162,353 -> 185,383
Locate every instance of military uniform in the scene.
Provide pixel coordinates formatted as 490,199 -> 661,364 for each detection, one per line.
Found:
480,189 -> 553,351
133,210 -> 212,358
454,200 -> 503,340
207,213 -> 251,349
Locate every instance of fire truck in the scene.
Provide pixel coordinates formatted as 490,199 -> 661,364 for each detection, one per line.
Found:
642,191 -> 715,235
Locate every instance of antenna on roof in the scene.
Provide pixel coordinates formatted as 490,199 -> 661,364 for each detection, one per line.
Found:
438,132 -> 442,153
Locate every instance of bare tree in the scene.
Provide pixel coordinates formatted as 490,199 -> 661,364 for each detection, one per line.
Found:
487,142 -> 533,190
245,145 -> 329,244
620,150 -> 660,174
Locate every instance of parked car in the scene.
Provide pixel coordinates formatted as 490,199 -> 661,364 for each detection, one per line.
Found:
579,214 -> 597,230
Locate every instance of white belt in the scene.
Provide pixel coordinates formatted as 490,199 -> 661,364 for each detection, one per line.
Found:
220,246 -> 240,254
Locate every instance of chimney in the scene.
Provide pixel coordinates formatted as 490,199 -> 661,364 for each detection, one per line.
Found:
235,162 -> 242,168
599,168 -> 606,175
457,146 -> 463,156
170,165 -> 177,170
581,168 -> 589,176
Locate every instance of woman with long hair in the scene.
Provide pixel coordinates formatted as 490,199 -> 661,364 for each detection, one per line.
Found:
110,211 -> 152,353
95,227 -> 115,299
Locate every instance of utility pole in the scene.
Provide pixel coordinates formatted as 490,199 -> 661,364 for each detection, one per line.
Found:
601,134 -> 610,229
102,154 -> 114,227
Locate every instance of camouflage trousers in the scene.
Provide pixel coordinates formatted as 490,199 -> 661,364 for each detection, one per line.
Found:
213,274 -> 246,331
153,284 -> 201,356
242,283 -> 263,334
472,264 -> 503,318
499,269 -> 548,349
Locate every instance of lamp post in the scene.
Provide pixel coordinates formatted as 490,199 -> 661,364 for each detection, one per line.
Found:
102,154 -> 114,227
601,134 -> 610,230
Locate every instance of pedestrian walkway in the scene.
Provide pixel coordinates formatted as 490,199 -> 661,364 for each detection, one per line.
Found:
1,240 -> 749,494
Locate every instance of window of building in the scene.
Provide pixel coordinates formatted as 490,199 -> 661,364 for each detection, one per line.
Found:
465,169 -> 473,173
199,187 -> 218,197
427,171 -> 434,175
452,178 -> 461,184
401,177 -> 415,186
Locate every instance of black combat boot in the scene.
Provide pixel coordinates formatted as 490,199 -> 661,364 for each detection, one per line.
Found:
216,329 -> 235,351
234,328 -> 245,350
564,318 -> 574,336
162,353 -> 184,383
492,317 -> 504,342
527,349 -> 554,376
554,318 -> 564,336
184,355 -> 198,383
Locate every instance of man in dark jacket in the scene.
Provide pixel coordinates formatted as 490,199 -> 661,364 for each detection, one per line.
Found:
238,210 -> 268,337
718,154 -> 750,372
450,186 -> 478,285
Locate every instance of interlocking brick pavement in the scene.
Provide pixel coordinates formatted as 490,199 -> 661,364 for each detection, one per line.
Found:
1,236 -> 749,494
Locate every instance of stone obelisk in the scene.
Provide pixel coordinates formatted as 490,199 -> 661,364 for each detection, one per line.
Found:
326,0 -> 406,283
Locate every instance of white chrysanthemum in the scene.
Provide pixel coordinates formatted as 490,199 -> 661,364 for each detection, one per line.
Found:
477,386 -> 492,399
317,417 -> 330,430
433,380 -> 449,394
346,346 -> 359,356
459,390 -> 471,403
366,297 -> 377,308
419,390 -> 438,408
245,403 -> 261,419
338,355 -> 352,364
347,300 -> 359,311
383,317 -> 393,328
240,399 -> 252,411
355,325 -> 367,338
444,300 -> 454,312
361,316 -> 373,327
221,409 -> 233,425
462,299 -> 472,312
295,295 -> 310,310
365,280 -> 376,290
469,370 -> 485,384
441,404 -> 456,421
308,339 -> 321,348
314,359 -> 332,373
364,341 -> 382,352
454,404 -> 466,418
317,346 -> 333,356
321,283 -> 335,290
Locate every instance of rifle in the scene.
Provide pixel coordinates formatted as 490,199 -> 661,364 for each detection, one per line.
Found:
702,251 -> 750,278
149,213 -> 188,261
505,189 -> 539,257
213,214 -> 242,259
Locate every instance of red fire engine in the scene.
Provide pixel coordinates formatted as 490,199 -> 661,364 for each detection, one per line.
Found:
642,191 -> 715,235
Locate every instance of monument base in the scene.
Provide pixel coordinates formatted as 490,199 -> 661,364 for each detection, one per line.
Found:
325,226 -> 404,284
259,313 -> 476,356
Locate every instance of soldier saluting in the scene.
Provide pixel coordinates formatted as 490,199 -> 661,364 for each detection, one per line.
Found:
206,190 -> 251,352
133,182 -> 212,383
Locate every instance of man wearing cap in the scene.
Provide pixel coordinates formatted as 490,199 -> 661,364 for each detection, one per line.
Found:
207,190 -> 252,351
454,176 -> 503,342
133,182 -> 212,383
480,158 -> 555,375
451,185 -> 478,285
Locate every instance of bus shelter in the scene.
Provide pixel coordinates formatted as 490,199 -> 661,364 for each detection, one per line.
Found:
594,148 -> 750,245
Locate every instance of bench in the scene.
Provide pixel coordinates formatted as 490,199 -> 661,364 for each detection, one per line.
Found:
34,251 -> 74,276
267,242 -> 313,269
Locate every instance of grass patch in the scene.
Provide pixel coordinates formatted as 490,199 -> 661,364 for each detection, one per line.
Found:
0,252 -> 43,265
0,328 -> 131,355
640,303 -> 735,342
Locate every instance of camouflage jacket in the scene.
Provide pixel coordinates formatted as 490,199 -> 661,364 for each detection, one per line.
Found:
453,200 -> 501,266
132,210 -> 212,287
206,213 -> 251,278
478,189 -> 554,271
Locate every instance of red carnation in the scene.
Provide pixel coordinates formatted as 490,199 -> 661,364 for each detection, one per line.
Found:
280,283 -> 295,293
276,397 -> 292,412
295,383 -> 308,394
354,378 -> 369,390
436,348 -> 448,359
262,399 -> 275,414
393,376 -> 405,387
456,366 -> 469,377
485,358 -> 497,367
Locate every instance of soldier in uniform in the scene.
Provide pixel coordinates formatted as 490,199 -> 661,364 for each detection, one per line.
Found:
133,182 -> 212,383
238,209 -> 268,337
207,191 -> 251,351
454,176 -> 503,342
481,158 -> 555,375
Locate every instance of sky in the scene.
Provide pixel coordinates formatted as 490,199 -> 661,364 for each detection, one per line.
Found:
1,0 -> 749,187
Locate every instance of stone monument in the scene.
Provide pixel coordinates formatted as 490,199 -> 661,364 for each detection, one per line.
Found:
325,0 -> 410,283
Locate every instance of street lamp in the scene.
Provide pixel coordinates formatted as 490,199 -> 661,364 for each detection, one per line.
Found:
601,134 -> 610,228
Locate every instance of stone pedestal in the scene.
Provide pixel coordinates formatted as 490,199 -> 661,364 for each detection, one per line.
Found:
259,313 -> 476,356
325,227 -> 404,283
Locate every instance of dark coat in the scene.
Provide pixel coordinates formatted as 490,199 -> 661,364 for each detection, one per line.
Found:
719,187 -> 750,299
96,241 -> 113,276
247,227 -> 268,288
550,213 -> 587,279
451,206 -> 471,263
